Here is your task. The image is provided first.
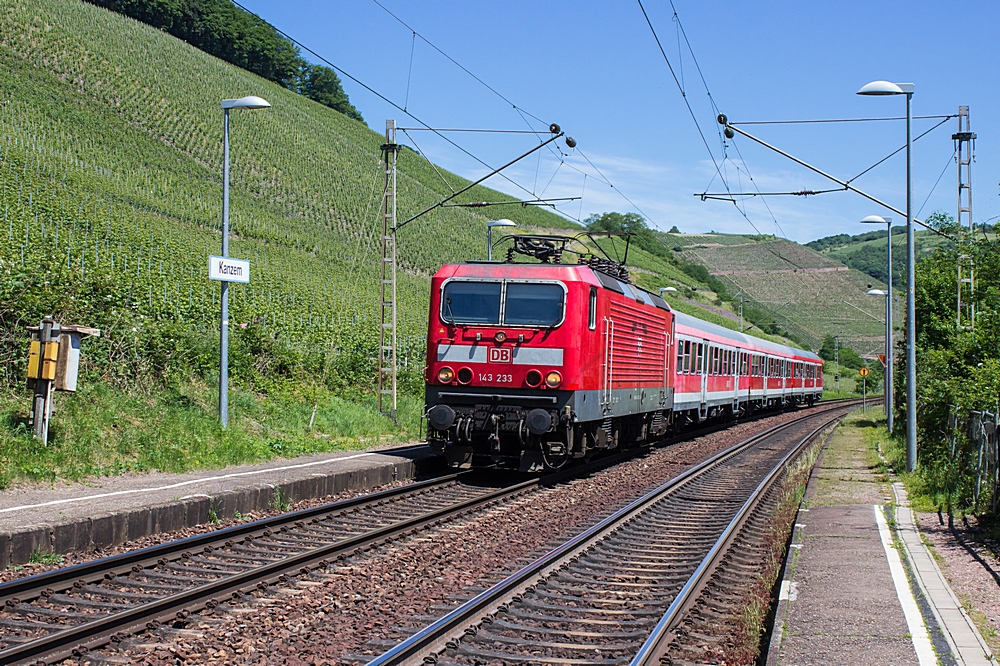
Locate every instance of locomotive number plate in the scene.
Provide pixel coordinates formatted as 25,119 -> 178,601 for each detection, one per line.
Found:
487,347 -> 512,364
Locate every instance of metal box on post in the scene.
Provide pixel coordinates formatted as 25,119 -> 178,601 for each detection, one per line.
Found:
25,319 -> 100,441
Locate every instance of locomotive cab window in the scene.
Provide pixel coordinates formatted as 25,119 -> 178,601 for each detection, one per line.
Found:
441,281 -> 502,325
441,280 -> 565,327
505,283 -> 564,326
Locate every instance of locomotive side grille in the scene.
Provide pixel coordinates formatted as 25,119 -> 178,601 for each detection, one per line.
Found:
609,299 -> 668,385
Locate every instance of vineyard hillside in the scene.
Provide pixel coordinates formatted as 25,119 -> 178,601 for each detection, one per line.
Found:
0,0 -> 589,484
668,233 -> 890,356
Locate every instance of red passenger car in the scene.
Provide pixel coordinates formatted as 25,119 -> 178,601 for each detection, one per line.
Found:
423,235 -> 823,470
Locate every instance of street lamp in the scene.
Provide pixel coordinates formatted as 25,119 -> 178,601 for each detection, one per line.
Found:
219,95 -> 270,428
866,288 -> 892,432
858,79 -> 915,472
862,215 -> 893,435
486,219 -> 516,261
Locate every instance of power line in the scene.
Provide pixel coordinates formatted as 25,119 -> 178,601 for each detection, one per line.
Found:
732,114 -> 955,125
371,0 -> 548,126
398,128 -> 550,134
229,0 -> 551,209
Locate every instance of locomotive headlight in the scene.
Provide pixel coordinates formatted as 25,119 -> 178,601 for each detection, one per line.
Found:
545,371 -> 562,388
494,331 -> 507,343
437,366 -> 455,383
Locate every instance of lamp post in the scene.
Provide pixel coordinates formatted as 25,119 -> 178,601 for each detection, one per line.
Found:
486,219 -> 516,261
862,215 -> 893,435
219,95 -> 270,428
866,288 -> 892,430
858,80 -> 915,472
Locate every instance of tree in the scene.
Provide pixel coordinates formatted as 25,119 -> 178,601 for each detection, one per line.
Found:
299,65 -> 363,121
925,210 -> 960,234
668,225 -> 681,234
817,335 -> 864,369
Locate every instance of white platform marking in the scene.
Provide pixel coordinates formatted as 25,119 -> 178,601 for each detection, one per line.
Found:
874,505 -> 936,666
0,451 -> 386,514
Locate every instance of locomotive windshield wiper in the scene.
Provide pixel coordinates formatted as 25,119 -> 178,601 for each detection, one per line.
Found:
443,297 -> 455,324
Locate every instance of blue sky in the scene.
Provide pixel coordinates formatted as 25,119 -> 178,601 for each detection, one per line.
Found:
240,0 -> 997,243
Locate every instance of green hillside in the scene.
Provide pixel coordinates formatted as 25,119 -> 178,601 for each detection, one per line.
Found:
667,233 -> 890,356
0,0 -> 584,484
806,227 -> 953,285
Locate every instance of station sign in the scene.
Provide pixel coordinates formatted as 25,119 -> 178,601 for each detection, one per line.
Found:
209,256 -> 250,284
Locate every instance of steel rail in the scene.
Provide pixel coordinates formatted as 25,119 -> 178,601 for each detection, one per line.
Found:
365,403 -> 855,666
628,411 -> 846,665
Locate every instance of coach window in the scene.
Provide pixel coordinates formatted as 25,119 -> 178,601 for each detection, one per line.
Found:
588,287 -> 597,330
442,280 -> 502,324
685,341 -> 692,373
696,344 -> 704,375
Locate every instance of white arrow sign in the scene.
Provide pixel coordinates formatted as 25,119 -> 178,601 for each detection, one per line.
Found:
209,256 -> 250,284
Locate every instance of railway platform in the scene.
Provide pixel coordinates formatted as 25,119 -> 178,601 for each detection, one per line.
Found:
0,442 -> 438,569
767,414 -> 994,666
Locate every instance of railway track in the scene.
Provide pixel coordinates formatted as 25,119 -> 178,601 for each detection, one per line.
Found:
365,403 -> 853,665
0,400 -> 857,665
0,472 -> 544,666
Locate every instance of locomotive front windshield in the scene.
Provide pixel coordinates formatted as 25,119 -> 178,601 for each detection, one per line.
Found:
441,280 -> 564,327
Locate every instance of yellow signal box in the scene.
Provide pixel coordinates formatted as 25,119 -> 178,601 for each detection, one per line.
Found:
26,340 -> 59,381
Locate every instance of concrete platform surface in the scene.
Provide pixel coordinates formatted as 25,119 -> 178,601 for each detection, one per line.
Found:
0,444 -> 438,569
767,417 -> 994,666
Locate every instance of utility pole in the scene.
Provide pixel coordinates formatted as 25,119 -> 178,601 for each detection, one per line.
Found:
954,107 -> 976,332
954,106 -> 975,235
378,120 -> 398,423
738,295 -> 744,332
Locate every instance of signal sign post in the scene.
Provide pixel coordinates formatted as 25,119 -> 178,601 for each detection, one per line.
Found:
859,366 -> 870,411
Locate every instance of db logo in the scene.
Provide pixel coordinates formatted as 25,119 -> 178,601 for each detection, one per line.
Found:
488,347 -> 512,364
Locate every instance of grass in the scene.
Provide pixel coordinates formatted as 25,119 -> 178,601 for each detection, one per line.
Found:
0,377 -> 423,488
28,548 -> 63,565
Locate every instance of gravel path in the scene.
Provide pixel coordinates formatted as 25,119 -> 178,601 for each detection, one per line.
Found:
917,513 -> 1000,653
82,410 -> 816,665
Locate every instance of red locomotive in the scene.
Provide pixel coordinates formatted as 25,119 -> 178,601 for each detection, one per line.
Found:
424,235 -> 823,470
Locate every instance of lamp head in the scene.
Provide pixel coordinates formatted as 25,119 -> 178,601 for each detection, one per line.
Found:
222,96 -> 271,110
861,215 -> 888,225
866,289 -> 888,296
487,219 -> 517,229
659,287 -> 678,295
857,81 -> 913,96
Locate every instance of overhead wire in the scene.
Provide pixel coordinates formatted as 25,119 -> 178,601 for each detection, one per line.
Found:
230,0 -> 554,212
732,115 -> 955,125
370,0 -> 548,126
370,0 -> 676,228
916,149 -> 957,219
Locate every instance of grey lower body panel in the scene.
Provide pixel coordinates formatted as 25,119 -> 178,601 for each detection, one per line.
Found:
426,386 -> 674,424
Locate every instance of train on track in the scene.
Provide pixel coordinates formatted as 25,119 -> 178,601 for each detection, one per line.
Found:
423,234 -> 823,471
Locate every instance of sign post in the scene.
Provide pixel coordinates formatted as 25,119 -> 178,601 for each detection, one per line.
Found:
859,366 -> 870,412
210,255 -> 250,428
